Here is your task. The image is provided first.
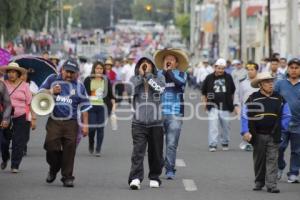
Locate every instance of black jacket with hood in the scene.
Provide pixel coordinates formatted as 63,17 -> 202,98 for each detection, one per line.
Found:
130,54 -> 165,127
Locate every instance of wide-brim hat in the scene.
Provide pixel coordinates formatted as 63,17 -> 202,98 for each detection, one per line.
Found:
154,48 -> 189,72
0,62 -> 27,74
251,72 -> 275,88
104,59 -> 114,66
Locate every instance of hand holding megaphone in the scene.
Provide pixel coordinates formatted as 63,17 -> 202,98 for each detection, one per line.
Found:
51,84 -> 61,95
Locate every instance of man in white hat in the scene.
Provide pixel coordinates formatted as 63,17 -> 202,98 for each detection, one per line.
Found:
231,59 -> 247,84
201,58 -> 236,152
154,48 -> 188,179
241,72 -> 291,193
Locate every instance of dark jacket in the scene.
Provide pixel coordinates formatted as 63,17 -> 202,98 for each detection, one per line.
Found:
83,75 -> 115,115
245,91 -> 291,144
130,54 -> 165,127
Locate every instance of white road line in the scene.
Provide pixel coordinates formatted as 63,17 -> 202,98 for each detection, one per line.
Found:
183,179 -> 198,191
176,159 -> 186,167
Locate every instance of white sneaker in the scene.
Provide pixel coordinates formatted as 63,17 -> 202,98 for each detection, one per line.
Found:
209,147 -> 217,152
287,175 -> 299,183
222,145 -> 229,151
11,168 -> 19,173
129,179 -> 141,190
149,180 -> 160,188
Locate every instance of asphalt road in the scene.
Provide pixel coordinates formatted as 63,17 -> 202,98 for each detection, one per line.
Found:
0,89 -> 299,200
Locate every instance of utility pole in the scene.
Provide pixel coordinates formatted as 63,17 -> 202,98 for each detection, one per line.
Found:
110,0 -> 115,27
286,0 -> 299,57
190,0 -> 196,55
60,0 -> 64,34
43,10 -> 49,33
219,0 -> 229,59
240,0 -> 247,62
267,0 -> 272,58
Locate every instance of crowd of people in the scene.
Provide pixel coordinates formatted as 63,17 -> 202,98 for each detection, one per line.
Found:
0,44 -> 299,194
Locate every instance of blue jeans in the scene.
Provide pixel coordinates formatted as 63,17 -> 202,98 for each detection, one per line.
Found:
278,131 -> 300,176
207,108 -> 231,147
88,106 -> 106,153
163,114 -> 183,173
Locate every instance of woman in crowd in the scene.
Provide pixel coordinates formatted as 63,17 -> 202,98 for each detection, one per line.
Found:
84,61 -> 116,157
0,62 -> 32,173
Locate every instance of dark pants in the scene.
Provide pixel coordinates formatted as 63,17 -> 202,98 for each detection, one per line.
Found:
278,131 -> 300,176
88,106 -> 106,153
1,114 -> 27,169
24,121 -> 31,154
253,134 -> 279,189
114,82 -> 124,103
44,118 -> 78,181
128,124 -> 164,184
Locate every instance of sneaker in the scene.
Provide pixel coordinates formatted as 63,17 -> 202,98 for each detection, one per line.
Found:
209,146 -> 217,152
1,161 -> 8,170
149,180 -> 160,188
222,144 -> 229,151
277,169 -> 283,180
287,175 -> 299,183
11,168 -> 19,173
166,171 -> 175,180
62,179 -> 74,187
129,179 -> 141,190
267,188 -> 280,193
46,172 -> 57,183
95,152 -> 101,157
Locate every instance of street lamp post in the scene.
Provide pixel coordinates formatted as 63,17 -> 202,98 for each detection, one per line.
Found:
267,0 -> 272,58
67,2 -> 82,34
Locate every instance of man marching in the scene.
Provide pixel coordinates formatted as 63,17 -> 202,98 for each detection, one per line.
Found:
39,60 -> 91,187
154,48 -> 189,179
241,72 -> 291,193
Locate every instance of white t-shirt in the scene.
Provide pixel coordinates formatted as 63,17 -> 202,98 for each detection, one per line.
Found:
121,63 -> 135,82
195,65 -> 214,83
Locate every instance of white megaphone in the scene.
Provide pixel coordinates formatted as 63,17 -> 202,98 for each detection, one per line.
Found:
31,92 -> 55,116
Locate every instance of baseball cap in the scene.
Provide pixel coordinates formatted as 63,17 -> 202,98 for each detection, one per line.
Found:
215,58 -> 226,66
288,58 -> 300,66
232,59 -> 241,65
63,60 -> 79,72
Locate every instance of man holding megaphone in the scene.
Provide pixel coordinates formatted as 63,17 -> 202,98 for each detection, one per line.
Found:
39,59 -> 91,187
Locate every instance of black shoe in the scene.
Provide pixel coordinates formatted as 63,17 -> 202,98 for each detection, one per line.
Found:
252,186 -> 263,191
1,161 -> 8,170
62,179 -> 74,187
253,183 -> 264,191
267,188 -> 280,193
46,172 -> 57,183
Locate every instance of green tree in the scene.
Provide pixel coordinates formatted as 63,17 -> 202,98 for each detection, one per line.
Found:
175,14 -> 190,42
0,0 -> 53,41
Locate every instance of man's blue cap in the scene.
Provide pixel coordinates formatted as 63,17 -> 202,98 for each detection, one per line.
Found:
63,60 -> 79,72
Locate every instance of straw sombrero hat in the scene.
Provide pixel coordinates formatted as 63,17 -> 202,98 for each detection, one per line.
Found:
154,48 -> 189,72
251,72 -> 275,88
0,62 -> 27,74
104,59 -> 114,66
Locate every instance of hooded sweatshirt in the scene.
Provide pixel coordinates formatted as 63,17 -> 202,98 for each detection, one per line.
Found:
130,54 -> 165,127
